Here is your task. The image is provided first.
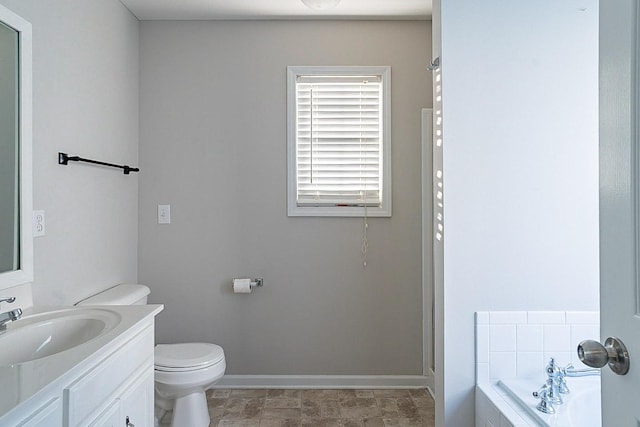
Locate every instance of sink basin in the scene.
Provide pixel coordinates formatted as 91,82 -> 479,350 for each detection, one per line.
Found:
0,308 -> 122,366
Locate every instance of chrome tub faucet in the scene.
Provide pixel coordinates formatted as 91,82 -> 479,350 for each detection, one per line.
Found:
532,358 -> 567,414
533,357 -> 601,414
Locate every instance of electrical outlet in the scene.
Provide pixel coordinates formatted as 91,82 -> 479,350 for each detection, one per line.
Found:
158,204 -> 171,224
33,210 -> 45,237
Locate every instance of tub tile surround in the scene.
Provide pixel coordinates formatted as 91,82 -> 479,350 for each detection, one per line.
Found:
476,311 -> 599,384
475,311 -> 599,426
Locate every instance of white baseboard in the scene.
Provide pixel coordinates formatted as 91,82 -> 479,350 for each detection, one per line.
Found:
213,375 -> 430,389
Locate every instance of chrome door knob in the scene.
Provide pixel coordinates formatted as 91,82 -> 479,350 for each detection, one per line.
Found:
577,337 -> 630,375
577,340 -> 609,367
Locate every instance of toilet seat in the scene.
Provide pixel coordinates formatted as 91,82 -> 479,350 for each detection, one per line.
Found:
155,343 -> 225,372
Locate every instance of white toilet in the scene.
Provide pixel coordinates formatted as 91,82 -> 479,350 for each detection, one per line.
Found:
76,284 -> 226,427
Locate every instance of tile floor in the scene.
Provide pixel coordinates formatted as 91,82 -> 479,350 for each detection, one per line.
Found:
160,389 -> 435,427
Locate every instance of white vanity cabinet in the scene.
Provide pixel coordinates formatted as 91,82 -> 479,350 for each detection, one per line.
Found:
0,306 -> 162,427
65,324 -> 154,426
89,400 -> 121,427
16,398 -> 62,427
88,369 -> 154,427
118,369 -> 154,427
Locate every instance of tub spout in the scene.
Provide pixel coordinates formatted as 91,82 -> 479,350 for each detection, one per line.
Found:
563,364 -> 601,377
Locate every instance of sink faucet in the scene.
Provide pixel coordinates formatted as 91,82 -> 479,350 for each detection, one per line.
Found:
0,297 -> 22,333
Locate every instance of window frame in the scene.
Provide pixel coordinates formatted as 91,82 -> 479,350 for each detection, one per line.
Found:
287,65 -> 392,217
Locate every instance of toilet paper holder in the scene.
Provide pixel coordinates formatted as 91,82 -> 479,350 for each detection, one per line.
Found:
233,278 -> 264,288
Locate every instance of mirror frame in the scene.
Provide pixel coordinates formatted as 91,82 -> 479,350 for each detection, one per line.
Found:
0,4 -> 32,290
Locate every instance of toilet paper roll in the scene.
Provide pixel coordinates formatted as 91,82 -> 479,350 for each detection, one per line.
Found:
233,278 -> 252,294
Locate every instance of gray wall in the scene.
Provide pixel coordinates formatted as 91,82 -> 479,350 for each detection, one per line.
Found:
0,0 -> 140,305
139,20 -> 431,375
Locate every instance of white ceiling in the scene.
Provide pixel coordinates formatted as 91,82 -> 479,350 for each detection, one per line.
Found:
119,0 -> 432,20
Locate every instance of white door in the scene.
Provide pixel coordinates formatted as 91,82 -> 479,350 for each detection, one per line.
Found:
599,0 -> 640,424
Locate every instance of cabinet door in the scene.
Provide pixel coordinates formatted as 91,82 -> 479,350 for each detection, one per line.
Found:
64,328 -> 154,426
119,369 -> 154,427
88,400 -> 120,427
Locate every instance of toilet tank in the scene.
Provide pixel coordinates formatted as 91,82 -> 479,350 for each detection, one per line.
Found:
76,284 -> 150,306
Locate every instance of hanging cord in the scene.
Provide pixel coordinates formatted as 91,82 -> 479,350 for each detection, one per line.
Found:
359,81 -> 369,268
361,193 -> 369,267
310,88 -> 314,184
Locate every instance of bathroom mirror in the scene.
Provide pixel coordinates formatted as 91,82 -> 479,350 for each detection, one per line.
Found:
0,5 -> 32,290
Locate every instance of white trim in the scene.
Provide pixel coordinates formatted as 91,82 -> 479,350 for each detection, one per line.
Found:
0,4 -> 33,290
287,66 -> 392,217
421,108 -> 434,392
430,47 -> 445,427
213,375 -> 429,389
425,369 -> 435,392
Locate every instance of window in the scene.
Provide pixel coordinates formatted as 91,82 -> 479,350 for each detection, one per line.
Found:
287,66 -> 391,217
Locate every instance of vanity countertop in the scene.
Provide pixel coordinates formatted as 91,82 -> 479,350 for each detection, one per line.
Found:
0,304 -> 163,420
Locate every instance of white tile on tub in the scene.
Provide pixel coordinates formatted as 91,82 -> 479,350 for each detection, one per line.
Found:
489,311 -> 527,324
476,311 -> 490,325
570,351 -> 588,368
527,311 -> 566,324
516,352 -> 544,378
477,324 -> 490,363
516,324 -> 543,352
482,384 -> 502,401
490,325 -> 517,352
543,324 -> 571,352
543,351 -> 572,367
477,362 -> 489,384
571,324 -> 600,352
489,352 -> 516,381
566,311 -> 599,324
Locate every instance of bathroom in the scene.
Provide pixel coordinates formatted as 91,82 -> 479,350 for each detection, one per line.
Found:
0,0 -> 635,426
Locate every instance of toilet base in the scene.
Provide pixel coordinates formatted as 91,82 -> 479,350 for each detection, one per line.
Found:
171,390 -> 210,427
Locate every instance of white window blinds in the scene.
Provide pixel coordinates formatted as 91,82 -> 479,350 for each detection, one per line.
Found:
294,75 -> 383,207
287,66 -> 391,217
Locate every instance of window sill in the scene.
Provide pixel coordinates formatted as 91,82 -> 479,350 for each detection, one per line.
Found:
287,205 -> 391,217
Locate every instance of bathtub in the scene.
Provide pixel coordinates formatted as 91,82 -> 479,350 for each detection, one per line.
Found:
498,376 -> 601,426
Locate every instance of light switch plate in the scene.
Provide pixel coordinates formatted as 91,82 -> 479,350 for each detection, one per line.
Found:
158,204 -> 171,224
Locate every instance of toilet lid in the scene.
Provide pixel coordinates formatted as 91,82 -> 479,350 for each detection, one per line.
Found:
155,343 -> 224,371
